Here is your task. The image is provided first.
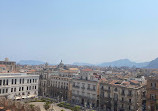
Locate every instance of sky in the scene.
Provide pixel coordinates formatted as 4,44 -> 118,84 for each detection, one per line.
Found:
0,0 -> 158,64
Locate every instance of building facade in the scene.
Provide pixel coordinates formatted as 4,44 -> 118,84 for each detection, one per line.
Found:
146,76 -> 158,111
99,80 -> 146,111
47,76 -> 72,101
71,69 -> 101,109
0,58 -> 16,73
0,73 -> 39,100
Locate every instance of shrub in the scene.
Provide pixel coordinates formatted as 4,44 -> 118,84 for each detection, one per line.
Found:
43,102 -> 50,110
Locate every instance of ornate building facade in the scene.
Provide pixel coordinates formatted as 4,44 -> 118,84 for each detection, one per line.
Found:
0,73 -> 39,100
99,80 -> 146,111
71,69 -> 102,109
0,58 -> 16,73
146,75 -> 158,111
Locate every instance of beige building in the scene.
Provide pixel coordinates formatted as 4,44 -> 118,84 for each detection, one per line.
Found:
38,62 -> 74,102
47,75 -> 72,101
146,75 -> 158,111
71,69 -> 101,109
99,79 -> 146,111
0,58 -> 16,73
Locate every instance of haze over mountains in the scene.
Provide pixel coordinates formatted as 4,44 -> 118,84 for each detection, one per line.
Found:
18,58 -> 158,68
18,60 -> 46,65
145,58 -> 158,68
98,59 -> 149,68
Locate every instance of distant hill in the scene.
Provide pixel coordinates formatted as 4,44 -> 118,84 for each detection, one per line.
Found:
73,59 -> 149,68
18,60 -> 45,65
146,58 -> 158,68
98,59 -> 149,68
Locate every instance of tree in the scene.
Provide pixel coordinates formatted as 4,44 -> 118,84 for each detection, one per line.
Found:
43,102 -> 50,111
30,104 -> 35,110
73,105 -> 81,111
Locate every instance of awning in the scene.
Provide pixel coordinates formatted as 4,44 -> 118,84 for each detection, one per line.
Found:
27,95 -> 36,98
15,96 -> 22,100
22,96 -> 27,99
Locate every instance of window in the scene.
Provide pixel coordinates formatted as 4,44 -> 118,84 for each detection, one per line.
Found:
35,86 -> 36,89
3,80 -> 5,85
12,79 -> 14,84
19,87 -> 21,91
129,105 -> 131,110
122,89 -> 125,95
6,80 -> 8,85
33,79 -> 34,83
14,88 -> 16,92
30,79 -> 31,83
114,93 -> 118,101
15,79 -> 17,84
129,99 -> 131,103
29,86 -> 31,90
150,94 -> 156,100
108,93 -> 110,98
122,104 -> 124,108
101,86 -> 104,90
0,80 -> 2,86
23,79 -> 24,84
20,79 -> 21,84
6,89 -> 8,93
88,84 -> 90,89
0,89 -> 1,94
151,82 -> 156,88
11,88 -> 13,92
27,86 -> 28,90
22,87 -> 24,91
128,90 -> 132,96
122,97 -> 124,102
27,79 -> 29,83
22,92 -> 25,95
82,83 -> 85,88
2,89 -> 4,93
93,85 -> 96,90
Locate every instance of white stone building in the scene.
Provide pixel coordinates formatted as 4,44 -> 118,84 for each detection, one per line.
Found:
71,69 -> 102,109
0,73 -> 39,100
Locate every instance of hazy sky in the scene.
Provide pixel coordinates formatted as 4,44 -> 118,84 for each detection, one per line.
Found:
0,0 -> 158,64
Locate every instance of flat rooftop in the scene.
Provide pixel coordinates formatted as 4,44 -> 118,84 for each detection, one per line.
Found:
0,73 -> 39,78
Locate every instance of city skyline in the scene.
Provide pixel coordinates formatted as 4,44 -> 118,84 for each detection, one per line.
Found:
1,0 -> 158,64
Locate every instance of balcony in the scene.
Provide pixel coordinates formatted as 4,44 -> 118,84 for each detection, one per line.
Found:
104,89 -> 111,93
127,94 -> 133,97
104,97 -> 112,101
81,87 -> 85,89
121,93 -> 125,96
73,85 -> 80,89
87,88 -> 96,91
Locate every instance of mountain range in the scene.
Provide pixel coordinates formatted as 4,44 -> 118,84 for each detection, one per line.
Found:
145,58 -> 158,68
98,59 -> 149,68
73,58 -> 158,68
18,58 -> 158,68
